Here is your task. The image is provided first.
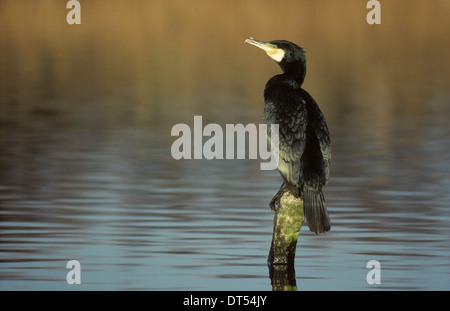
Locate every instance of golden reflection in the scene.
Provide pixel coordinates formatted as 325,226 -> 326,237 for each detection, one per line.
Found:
1,0 -> 449,151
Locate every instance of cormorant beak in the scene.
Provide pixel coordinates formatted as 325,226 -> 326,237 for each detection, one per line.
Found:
245,37 -> 276,54
245,37 -> 285,62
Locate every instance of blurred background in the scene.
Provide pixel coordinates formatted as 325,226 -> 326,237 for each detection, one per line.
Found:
1,0 -> 449,290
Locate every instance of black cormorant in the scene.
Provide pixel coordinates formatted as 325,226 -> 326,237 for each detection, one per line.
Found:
245,37 -> 331,234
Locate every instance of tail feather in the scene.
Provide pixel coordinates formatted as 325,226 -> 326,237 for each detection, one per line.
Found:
303,186 -> 330,234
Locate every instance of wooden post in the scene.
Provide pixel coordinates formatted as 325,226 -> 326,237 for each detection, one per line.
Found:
267,191 -> 304,291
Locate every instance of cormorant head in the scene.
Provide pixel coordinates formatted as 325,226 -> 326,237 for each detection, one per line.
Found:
245,37 -> 306,82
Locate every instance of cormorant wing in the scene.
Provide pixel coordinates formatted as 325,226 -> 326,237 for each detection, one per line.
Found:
300,89 -> 331,184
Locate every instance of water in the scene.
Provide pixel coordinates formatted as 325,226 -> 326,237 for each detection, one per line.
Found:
1,1 -> 450,290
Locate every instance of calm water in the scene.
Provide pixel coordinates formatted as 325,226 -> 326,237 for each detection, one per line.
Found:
1,1 -> 450,290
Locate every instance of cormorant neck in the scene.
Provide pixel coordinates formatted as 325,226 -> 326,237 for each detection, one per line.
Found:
278,60 -> 306,87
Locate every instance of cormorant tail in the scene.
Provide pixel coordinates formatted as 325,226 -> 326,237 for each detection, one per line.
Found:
303,185 -> 330,234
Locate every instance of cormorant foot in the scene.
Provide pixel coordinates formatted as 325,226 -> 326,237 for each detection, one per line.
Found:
269,186 -> 286,212
270,182 -> 290,212
269,197 -> 280,212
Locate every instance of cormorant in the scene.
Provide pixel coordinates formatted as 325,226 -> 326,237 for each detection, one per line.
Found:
245,37 -> 331,234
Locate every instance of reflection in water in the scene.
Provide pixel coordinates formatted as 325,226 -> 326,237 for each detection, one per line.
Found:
269,264 -> 297,291
1,1 -> 450,290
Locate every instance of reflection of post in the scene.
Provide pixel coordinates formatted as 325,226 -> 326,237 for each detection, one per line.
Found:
268,191 -> 304,291
269,263 -> 297,291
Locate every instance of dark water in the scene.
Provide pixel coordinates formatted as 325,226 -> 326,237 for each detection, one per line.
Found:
1,1 -> 450,290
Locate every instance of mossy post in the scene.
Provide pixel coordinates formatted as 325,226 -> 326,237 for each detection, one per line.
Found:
268,191 -> 304,291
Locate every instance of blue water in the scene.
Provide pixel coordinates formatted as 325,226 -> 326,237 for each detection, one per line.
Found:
1,99 -> 449,290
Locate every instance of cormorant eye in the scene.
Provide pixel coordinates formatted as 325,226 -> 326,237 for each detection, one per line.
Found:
273,45 -> 278,49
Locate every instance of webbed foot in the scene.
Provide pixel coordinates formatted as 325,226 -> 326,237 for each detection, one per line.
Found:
269,183 -> 289,212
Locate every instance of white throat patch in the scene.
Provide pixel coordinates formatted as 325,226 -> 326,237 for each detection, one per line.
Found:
267,49 -> 285,62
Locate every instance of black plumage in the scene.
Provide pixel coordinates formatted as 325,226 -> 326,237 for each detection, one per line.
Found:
245,38 -> 331,234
